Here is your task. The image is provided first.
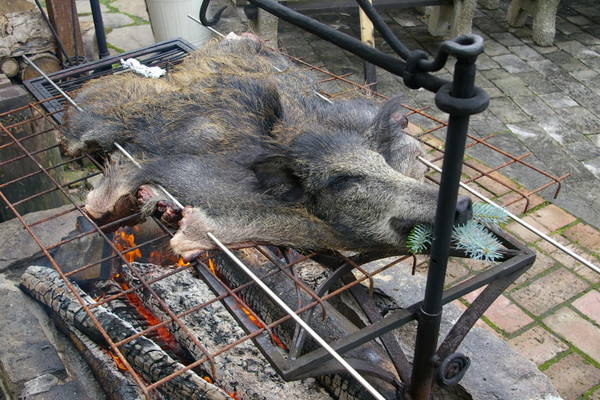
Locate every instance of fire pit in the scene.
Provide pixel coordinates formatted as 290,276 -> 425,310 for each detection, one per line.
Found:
0,26 -> 566,400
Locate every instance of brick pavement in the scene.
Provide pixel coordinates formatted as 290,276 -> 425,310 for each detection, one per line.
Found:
75,0 -> 600,398
450,203 -> 600,399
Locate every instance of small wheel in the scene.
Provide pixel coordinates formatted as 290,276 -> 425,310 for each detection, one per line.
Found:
436,353 -> 470,387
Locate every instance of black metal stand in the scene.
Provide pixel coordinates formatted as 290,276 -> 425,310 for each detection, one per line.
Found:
203,2 -> 529,398
89,0 -> 110,59
20,26 -> 537,398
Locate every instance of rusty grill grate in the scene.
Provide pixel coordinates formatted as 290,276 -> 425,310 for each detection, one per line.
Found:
0,41 -> 563,399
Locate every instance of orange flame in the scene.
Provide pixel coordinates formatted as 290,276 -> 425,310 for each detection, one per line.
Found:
239,304 -> 287,351
113,228 -> 142,263
203,377 -> 239,399
148,250 -> 162,265
207,258 -> 217,275
177,257 -> 190,267
103,349 -> 127,371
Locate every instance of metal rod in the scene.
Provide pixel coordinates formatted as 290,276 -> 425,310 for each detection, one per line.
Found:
418,156 -> 600,275
187,14 -> 226,37
89,0 -> 110,59
206,232 -> 387,400
22,55 -> 83,112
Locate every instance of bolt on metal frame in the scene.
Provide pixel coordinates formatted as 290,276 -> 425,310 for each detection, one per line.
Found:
2,28 -> 572,400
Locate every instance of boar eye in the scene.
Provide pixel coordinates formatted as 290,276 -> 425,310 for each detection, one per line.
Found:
326,175 -> 364,191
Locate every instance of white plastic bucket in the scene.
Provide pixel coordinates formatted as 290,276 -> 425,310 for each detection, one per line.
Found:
145,0 -> 212,47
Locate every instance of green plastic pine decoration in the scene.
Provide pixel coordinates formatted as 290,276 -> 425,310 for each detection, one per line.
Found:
452,220 -> 503,261
471,202 -> 509,226
406,224 -> 433,254
406,202 -> 509,262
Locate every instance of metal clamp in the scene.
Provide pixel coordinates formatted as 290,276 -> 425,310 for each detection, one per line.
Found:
435,84 -> 490,116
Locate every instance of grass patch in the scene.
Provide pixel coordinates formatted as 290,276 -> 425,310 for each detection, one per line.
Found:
107,42 -> 125,54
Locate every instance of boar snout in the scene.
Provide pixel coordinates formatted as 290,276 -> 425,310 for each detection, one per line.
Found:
454,196 -> 473,225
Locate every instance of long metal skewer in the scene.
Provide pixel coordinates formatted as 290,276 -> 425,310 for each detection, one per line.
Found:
184,16 -> 599,276
22,53 -> 386,400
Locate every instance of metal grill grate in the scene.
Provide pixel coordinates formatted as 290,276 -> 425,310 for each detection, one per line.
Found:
0,40 -> 559,399
23,39 -> 195,121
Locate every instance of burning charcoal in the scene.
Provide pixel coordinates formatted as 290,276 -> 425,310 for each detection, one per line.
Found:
61,34 -> 473,257
119,262 -> 333,400
20,266 -> 232,400
119,251 -> 401,400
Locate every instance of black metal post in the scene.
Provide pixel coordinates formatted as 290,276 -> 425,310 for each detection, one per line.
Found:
409,43 -> 482,400
364,62 -> 377,91
89,0 -> 110,59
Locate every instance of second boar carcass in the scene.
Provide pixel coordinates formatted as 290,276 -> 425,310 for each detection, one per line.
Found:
61,36 -> 472,259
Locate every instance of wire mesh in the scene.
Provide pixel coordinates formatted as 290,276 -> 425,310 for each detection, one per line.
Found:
0,43 -> 567,399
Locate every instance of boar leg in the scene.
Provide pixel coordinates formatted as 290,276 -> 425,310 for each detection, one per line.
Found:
170,204 -> 350,261
137,184 -> 183,227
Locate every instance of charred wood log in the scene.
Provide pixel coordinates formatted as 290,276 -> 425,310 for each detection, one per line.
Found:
97,280 -> 192,364
50,315 -> 146,400
120,262 -> 332,400
20,265 -> 231,400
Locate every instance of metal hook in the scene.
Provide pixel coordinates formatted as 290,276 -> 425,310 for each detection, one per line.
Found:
199,0 -> 227,26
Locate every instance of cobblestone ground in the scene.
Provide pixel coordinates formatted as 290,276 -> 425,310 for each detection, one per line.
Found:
78,0 -> 600,398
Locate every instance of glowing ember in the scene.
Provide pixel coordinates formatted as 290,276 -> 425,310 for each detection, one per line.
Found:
203,376 -> 213,384
103,349 -> 127,371
207,259 -> 217,275
148,250 -> 162,265
115,278 -> 179,351
113,228 -> 142,263
239,304 -> 287,351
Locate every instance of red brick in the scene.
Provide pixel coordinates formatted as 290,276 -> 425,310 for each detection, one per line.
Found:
462,285 -> 485,304
529,204 -> 577,232
474,175 -> 512,197
572,290 -> 600,325
511,268 -> 589,315
536,240 -> 600,283
509,326 -> 568,365
483,295 -> 534,334
496,192 -> 528,216
562,223 -> 600,253
512,252 -> 557,286
544,307 -> 600,362
461,289 -> 533,334
452,300 -> 498,334
543,353 -> 600,400
505,216 -> 547,243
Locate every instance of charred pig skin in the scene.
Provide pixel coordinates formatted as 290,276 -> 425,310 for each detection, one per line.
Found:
62,35 -> 472,256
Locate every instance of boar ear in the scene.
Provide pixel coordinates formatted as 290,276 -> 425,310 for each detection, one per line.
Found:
369,95 -> 409,155
251,156 -> 305,202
